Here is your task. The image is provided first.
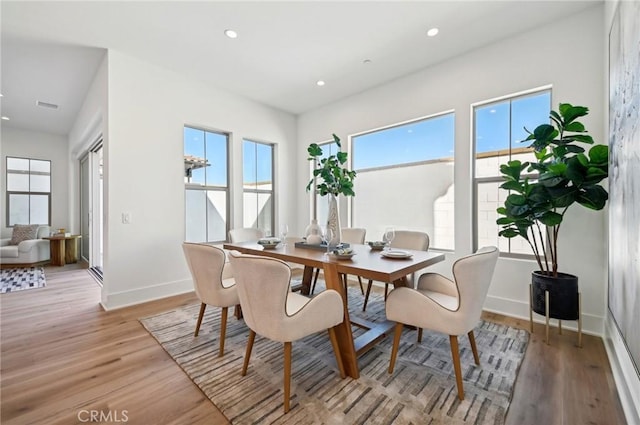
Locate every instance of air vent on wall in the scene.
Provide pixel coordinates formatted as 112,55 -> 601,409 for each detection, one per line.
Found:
36,100 -> 59,109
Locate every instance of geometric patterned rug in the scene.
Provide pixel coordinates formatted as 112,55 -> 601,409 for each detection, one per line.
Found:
0,267 -> 46,293
140,281 -> 529,425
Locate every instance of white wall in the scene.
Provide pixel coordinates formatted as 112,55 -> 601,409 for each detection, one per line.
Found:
298,6 -> 606,334
101,50 -> 297,309
0,126 -> 69,237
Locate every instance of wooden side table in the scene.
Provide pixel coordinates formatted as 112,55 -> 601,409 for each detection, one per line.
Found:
43,235 -> 82,266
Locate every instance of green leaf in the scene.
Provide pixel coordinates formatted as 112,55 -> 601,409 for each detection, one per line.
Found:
507,194 -> 526,206
336,151 -> 348,164
532,124 -> 557,142
496,207 -> 507,215
307,143 -> 323,157
565,145 -> 585,154
564,121 -> 585,132
539,211 -> 563,226
560,104 -> 589,125
496,217 -> 514,225
589,144 -> 609,164
500,181 -> 524,192
569,134 -> 594,144
565,158 -> 585,184
498,229 -> 520,238
578,186 -> 608,210
332,133 -> 341,148
547,163 -> 567,175
576,153 -> 589,167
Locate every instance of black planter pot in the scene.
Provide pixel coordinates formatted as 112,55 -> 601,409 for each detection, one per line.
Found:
531,271 -> 579,320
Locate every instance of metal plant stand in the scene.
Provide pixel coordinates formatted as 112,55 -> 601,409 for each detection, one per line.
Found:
529,284 -> 582,347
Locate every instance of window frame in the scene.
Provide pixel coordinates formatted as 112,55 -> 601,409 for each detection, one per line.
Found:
183,126 -> 230,244
242,138 -> 275,236
471,86 -> 552,257
5,156 -> 52,227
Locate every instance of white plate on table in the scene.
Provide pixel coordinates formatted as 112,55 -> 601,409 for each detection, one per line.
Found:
331,252 -> 356,260
381,249 -> 413,259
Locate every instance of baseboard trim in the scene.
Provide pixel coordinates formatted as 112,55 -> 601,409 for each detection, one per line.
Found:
484,294 -> 604,336
100,279 -> 193,311
604,313 -> 640,425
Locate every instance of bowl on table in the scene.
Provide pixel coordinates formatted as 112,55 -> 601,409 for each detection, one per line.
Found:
331,247 -> 356,260
257,238 -> 281,249
367,241 -> 387,251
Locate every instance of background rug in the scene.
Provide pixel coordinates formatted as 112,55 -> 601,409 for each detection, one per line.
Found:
0,267 -> 46,293
140,282 -> 529,425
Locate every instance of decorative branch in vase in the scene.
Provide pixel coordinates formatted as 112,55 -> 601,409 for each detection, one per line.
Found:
306,134 -> 357,246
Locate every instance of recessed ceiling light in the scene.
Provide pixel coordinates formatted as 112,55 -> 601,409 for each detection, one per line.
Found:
363,59 -> 372,64
224,29 -> 238,39
1,116 -> 10,121
427,28 -> 439,37
316,80 -> 325,87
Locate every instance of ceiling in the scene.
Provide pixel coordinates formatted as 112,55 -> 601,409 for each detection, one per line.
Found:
1,1 -> 600,136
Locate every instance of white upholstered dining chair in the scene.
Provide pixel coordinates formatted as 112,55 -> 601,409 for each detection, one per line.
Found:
229,227 -> 265,243
362,230 -> 430,311
182,243 -> 239,357
386,246 -> 499,400
228,251 -> 346,413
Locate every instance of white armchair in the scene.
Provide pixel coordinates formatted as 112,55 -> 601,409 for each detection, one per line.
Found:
0,225 -> 51,267
228,251 -> 345,413
386,246 -> 499,400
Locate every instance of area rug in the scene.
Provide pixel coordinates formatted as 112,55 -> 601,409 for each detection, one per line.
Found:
140,282 -> 529,424
0,267 -> 46,293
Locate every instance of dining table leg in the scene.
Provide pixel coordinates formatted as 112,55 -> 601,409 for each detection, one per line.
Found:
322,262 -> 359,379
300,266 -> 315,295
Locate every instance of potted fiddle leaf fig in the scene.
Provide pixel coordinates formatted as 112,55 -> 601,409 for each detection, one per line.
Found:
496,103 -> 609,320
306,134 -> 357,245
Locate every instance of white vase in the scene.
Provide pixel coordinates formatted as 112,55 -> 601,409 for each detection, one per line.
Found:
326,193 -> 341,246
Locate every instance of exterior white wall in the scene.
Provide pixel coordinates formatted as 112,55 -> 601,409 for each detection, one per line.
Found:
102,50 -> 297,309
0,127 -> 69,237
297,6 -> 606,334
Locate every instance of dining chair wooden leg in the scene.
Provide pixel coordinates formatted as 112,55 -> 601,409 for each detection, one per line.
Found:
194,302 -> 206,337
468,330 -> 480,365
363,280 -> 373,312
417,328 -> 423,343
388,322 -> 404,373
449,335 -> 464,400
241,329 -> 256,376
328,327 -> 346,379
357,276 -> 364,295
219,307 -> 228,357
310,268 -> 320,294
341,274 -> 348,294
284,341 -> 292,413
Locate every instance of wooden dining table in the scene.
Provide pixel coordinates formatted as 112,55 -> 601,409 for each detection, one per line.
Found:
223,241 -> 445,379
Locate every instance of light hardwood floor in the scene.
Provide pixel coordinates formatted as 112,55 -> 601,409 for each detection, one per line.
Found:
1,265 -> 627,424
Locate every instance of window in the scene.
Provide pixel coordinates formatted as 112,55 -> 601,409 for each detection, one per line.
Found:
351,112 -> 455,250
6,157 -> 51,226
184,127 -> 229,243
473,88 -> 551,254
243,140 -> 274,236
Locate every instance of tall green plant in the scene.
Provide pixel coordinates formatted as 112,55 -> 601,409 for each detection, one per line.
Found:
306,134 -> 357,197
497,103 -> 609,277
